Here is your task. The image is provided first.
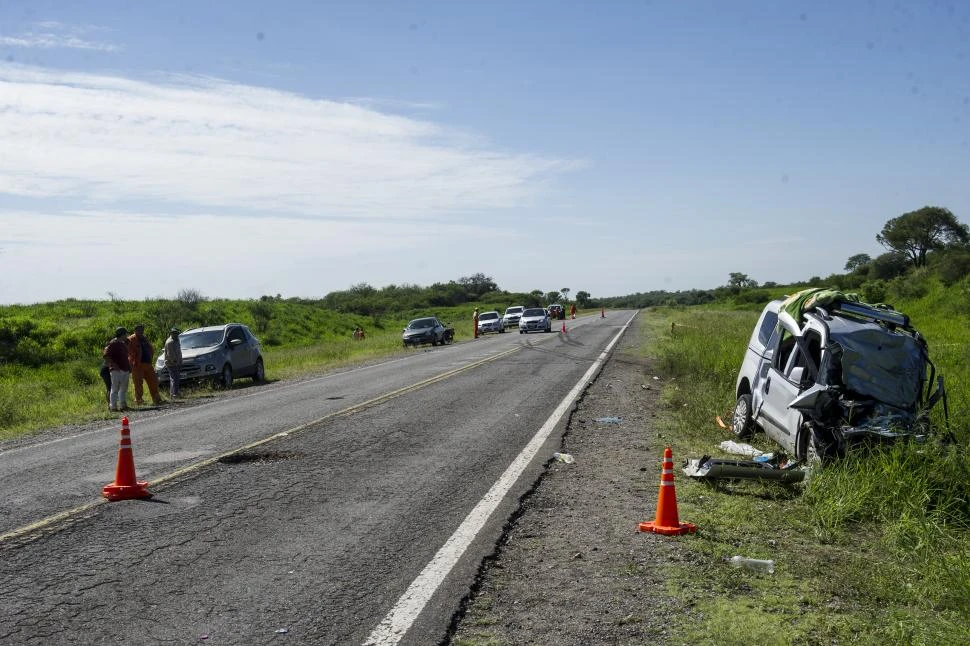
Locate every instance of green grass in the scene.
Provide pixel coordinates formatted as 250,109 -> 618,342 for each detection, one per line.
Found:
639,293 -> 970,644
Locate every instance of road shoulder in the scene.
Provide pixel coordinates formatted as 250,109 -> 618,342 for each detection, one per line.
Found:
450,315 -> 690,645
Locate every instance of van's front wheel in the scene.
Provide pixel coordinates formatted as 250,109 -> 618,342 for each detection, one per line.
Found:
732,394 -> 754,439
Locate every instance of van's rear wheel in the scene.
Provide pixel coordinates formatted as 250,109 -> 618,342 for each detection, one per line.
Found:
732,394 -> 754,439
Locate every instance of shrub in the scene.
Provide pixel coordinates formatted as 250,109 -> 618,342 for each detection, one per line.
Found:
934,249 -> 970,286
887,268 -> 932,301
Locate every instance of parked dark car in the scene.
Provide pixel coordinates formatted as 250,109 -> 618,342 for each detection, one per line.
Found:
403,317 -> 454,347
155,323 -> 264,389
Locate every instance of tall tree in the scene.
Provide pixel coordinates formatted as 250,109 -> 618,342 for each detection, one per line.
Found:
458,273 -> 498,296
727,272 -> 758,289
844,253 -> 872,272
560,288 -> 570,302
876,206 -> 969,267
575,290 -> 591,308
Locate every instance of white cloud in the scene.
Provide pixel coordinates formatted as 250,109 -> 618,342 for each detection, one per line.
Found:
0,22 -> 122,52
0,64 -> 576,218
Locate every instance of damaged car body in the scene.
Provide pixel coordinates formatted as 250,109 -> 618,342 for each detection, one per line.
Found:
732,290 -> 947,463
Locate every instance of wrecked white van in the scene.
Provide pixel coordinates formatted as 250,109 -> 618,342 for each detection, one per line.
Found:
732,290 -> 946,463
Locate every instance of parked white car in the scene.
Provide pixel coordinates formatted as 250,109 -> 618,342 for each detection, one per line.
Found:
502,306 -> 524,330
477,310 -> 504,334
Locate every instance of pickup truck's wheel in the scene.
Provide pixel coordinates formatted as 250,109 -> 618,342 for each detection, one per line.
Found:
732,393 -> 754,439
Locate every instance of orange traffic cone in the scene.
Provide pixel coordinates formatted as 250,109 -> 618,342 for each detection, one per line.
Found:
561,320 -> 567,333
103,416 -> 151,501
638,447 -> 695,536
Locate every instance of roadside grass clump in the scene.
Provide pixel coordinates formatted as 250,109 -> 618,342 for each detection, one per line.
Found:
638,303 -> 970,645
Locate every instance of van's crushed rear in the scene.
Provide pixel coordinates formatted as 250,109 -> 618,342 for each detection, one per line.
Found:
734,288 -> 948,463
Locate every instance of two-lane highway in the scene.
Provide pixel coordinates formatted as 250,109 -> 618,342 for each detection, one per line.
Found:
0,311 -> 636,645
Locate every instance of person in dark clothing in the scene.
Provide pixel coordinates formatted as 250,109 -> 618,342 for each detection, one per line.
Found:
99,355 -> 112,404
103,327 -> 131,412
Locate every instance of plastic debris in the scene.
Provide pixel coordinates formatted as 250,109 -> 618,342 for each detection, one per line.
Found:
275,628 -> 289,634
718,440 -> 763,457
553,452 -> 575,464
727,555 -> 775,573
684,456 -> 805,483
594,416 -> 622,424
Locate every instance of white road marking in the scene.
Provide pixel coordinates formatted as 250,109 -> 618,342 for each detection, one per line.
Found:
363,311 -> 637,645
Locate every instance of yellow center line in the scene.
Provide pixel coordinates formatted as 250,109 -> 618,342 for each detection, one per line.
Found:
0,343 -> 527,546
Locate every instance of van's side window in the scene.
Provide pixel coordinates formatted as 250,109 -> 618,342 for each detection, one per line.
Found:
757,311 -> 778,347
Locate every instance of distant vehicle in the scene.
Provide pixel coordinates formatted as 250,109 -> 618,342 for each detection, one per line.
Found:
733,292 -> 946,464
477,310 -> 504,334
403,317 -> 454,347
155,323 -> 264,389
548,304 -> 565,320
519,307 -> 552,333
502,306 -> 525,330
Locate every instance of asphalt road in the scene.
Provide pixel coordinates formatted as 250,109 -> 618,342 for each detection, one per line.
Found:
0,311 -> 635,645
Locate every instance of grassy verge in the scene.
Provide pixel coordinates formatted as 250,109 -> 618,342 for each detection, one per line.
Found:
641,306 -> 970,645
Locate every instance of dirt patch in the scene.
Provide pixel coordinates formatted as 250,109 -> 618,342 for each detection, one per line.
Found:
449,317 -> 692,645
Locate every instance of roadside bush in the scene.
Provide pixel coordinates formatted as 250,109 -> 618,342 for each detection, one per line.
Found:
887,268 -> 933,302
933,249 -> 970,286
860,279 -> 887,303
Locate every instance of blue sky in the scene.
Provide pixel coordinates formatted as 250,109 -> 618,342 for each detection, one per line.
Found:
1,1 -> 968,304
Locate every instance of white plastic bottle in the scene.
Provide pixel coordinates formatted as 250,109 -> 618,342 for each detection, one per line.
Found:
728,555 -> 775,573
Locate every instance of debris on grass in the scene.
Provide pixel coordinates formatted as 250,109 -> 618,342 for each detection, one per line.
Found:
718,440 -> 763,457
684,456 -> 804,483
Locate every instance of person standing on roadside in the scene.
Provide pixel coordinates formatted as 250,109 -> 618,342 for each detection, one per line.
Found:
164,327 -> 183,399
473,308 -> 479,339
103,327 -> 131,412
128,324 -> 162,406
99,343 -> 112,405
